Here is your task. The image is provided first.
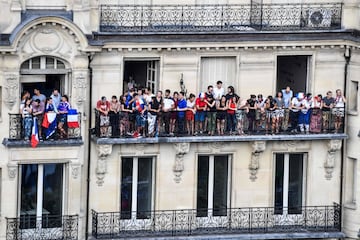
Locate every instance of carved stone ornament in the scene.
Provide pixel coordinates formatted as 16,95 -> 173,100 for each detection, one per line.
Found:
324,139 -> 342,180
4,74 -> 19,110
96,144 -> 112,186
173,143 -> 190,183
71,163 -> 81,179
249,141 -> 266,181
74,73 -> 87,107
8,163 -> 18,179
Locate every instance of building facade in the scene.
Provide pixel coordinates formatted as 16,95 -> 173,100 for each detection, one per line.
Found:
0,0 -> 359,239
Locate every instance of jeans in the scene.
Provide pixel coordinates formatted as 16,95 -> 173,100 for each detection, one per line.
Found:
23,117 -> 32,139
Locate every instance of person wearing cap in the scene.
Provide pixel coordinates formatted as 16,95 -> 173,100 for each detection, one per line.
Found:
213,80 -> 225,101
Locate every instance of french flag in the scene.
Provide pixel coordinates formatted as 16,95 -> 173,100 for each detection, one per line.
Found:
42,112 -> 57,139
67,109 -> 80,128
31,117 -> 39,148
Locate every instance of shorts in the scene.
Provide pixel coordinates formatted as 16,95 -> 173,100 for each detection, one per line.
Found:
236,110 -> 246,121
195,111 -> 206,122
186,110 -> 194,121
136,114 -> 146,127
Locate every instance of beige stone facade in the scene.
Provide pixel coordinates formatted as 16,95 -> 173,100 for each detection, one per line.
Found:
0,0 -> 359,239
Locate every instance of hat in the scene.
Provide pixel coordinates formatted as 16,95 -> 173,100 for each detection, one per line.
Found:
297,92 -> 304,100
199,92 -> 206,98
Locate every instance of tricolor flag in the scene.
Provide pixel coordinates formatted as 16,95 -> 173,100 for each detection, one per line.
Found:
31,117 -> 39,148
42,112 -> 57,139
67,109 -> 80,128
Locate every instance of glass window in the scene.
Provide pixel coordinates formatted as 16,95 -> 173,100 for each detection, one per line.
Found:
349,81 -> 358,113
121,157 -> 154,220
46,57 -> 55,69
31,57 -> 41,69
196,155 -> 230,217
274,153 -> 305,215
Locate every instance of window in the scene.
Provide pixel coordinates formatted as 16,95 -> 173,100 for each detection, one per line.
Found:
349,80 -> 358,113
347,158 -> 357,204
197,155 -> 230,217
21,57 -> 66,70
200,57 -> 236,92
20,164 -> 64,229
274,153 -> 306,215
121,157 -> 154,219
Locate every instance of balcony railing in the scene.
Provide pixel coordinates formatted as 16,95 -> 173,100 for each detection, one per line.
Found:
94,108 -> 345,138
8,113 -> 81,141
92,204 -> 341,239
6,215 -> 78,240
99,3 -> 342,33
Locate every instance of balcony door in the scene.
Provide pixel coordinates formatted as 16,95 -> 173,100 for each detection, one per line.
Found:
274,153 -> 306,220
196,155 -> 231,228
123,60 -> 159,93
19,164 -> 64,231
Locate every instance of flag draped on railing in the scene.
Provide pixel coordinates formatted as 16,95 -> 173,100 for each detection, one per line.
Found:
67,109 -> 80,128
42,112 -> 57,139
31,117 -> 39,148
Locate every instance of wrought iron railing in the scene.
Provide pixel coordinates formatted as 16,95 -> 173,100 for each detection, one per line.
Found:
92,203 -> 341,239
6,215 -> 78,240
8,113 -> 81,141
99,3 -> 342,32
94,108 -> 345,138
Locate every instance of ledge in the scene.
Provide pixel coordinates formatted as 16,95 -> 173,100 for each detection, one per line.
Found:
92,133 -> 347,145
2,138 -> 84,148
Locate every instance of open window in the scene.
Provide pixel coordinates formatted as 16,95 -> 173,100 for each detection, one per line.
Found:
123,60 -> 159,93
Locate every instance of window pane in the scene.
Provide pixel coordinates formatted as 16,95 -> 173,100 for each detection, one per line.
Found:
46,57 -> 55,69
274,154 -> 284,214
213,155 -> 228,216
121,158 -> 133,219
288,154 -> 303,214
56,60 -> 65,69
20,165 -> 38,229
197,156 -> 209,217
136,157 -> 152,219
32,57 -> 40,69
42,164 -> 63,228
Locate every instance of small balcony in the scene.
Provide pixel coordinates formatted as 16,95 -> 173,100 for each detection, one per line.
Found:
6,215 -> 78,240
92,204 -> 343,239
92,108 -> 347,145
99,3 -> 342,33
2,113 -> 83,148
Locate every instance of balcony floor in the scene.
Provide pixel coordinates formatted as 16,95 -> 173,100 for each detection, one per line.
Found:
2,138 -> 84,148
92,133 -> 347,145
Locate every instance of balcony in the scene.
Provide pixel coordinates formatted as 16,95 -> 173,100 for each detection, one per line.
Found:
92,109 -> 347,145
6,215 -> 78,240
92,204 -> 343,239
99,3 -> 342,33
2,113 -> 83,148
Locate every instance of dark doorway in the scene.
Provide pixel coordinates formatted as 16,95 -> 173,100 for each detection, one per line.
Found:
123,60 -> 159,93
21,74 -> 64,98
276,56 -> 309,94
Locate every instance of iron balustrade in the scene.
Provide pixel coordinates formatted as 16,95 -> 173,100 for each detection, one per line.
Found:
8,113 -> 82,141
94,107 -> 345,138
92,203 -> 341,239
6,215 -> 78,240
99,3 -> 342,33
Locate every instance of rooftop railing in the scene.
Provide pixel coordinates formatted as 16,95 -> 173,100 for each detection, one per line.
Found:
99,3 -> 342,33
92,203 -> 341,239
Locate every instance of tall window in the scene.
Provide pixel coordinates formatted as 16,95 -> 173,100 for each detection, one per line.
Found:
121,157 -> 154,219
349,80 -> 358,113
20,164 -> 63,228
274,153 -> 305,215
197,155 -> 230,217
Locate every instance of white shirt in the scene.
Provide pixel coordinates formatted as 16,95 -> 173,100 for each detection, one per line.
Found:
163,98 -> 174,111
213,87 -> 225,100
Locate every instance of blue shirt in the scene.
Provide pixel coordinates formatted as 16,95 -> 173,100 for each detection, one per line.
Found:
177,99 -> 187,118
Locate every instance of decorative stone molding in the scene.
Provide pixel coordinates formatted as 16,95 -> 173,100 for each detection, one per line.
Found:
96,144 -> 112,186
73,73 -> 87,107
71,163 -> 81,179
4,74 -> 19,110
209,142 -> 225,153
7,163 -> 18,179
173,143 -> 190,183
249,141 -> 266,182
324,140 -> 342,180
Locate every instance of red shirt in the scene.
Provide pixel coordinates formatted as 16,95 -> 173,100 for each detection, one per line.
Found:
227,100 -> 236,114
196,98 -> 206,111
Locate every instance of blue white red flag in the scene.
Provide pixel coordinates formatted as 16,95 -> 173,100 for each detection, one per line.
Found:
67,109 -> 80,128
31,117 -> 39,148
42,112 -> 57,139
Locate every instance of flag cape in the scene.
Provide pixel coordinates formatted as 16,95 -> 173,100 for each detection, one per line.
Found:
31,117 -> 39,148
67,109 -> 80,128
42,112 -> 57,139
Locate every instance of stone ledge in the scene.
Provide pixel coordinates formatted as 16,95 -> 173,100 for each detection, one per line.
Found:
2,138 -> 84,148
92,133 -> 347,145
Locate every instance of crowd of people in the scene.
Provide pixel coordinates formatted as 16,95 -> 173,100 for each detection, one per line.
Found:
20,88 -> 72,141
96,81 -> 347,138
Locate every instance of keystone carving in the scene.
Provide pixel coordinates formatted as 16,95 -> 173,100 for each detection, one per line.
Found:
74,73 -> 87,107
96,144 -> 112,186
325,140 -> 342,180
249,141 -> 266,181
173,142 -> 190,183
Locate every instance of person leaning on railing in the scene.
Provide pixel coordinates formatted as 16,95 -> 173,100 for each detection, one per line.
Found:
322,91 -> 335,133
21,98 -> 33,141
57,95 -> 71,139
333,89 -> 346,133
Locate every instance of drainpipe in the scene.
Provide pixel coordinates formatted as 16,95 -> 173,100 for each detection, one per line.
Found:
85,53 -> 94,240
340,46 -> 351,231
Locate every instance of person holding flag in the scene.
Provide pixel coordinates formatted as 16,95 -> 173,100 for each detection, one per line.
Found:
42,97 -> 57,140
57,95 -> 70,138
